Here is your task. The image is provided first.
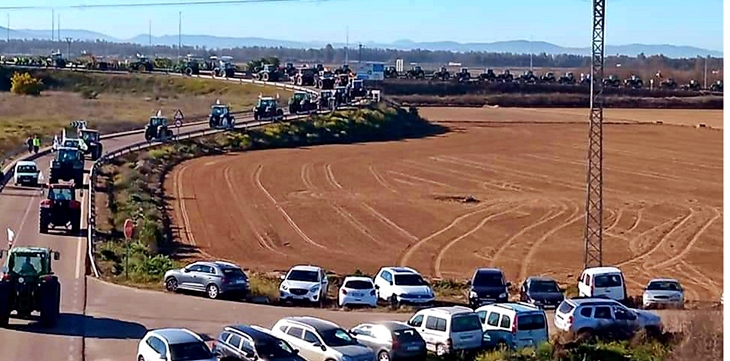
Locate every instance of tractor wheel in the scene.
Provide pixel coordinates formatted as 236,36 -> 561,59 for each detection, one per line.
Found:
39,277 -> 61,327
75,174 -> 84,189
262,72 -> 270,82
49,168 -> 58,185
296,77 -> 303,86
185,67 -> 193,76
225,69 -> 235,78
316,80 -> 323,89
40,211 -> 49,234
253,112 -> 259,121
71,211 -> 81,233
0,282 -> 10,327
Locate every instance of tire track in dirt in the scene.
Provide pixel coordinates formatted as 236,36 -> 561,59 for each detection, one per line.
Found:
324,164 -> 343,189
647,207 -> 721,270
605,206 -> 624,232
254,164 -> 328,250
671,264 -> 704,301
434,203 -> 526,278
360,202 -> 420,243
423,156 -> 530,192
617,207 -> 695,268
625,210 -> 690,255
300,163 -> 317,190
398,201 -> 508,268
401,160 -> 524,193
392,178 -> 420,187
369,165 -> 397,193
386,169 -> 457,189
681,261 -> 722,295
328,203 -> 385,246
520,199 -> 584,281
171,163 -> 216,259
487,199 -> 567,266
625,207 -> 644,233
223,164 -> 287,256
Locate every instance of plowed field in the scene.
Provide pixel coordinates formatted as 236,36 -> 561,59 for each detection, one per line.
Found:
166,108 -> 723,301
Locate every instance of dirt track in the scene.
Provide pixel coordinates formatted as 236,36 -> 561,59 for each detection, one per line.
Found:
165,108 -> 723,302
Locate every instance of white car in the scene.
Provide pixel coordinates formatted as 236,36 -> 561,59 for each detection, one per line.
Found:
577,266 -> 627,302
137,328 -> 216,361
279,265 -> 329,306
338,276 -> 377,308
642,278 -> 684,309
373,267 -> 434,306
554,298 -> 662,337
13,161 -> 40,187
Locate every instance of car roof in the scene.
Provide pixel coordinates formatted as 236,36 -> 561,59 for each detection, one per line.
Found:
192,261 -> 240,269
281,316 -> 338,331
150,328 -> 202,344
565,297 -> 622,307
382,266 -> 418,274
56,146 -> 78,151
420,306 -> 474,316
16,161 -> 37,166
474,268 -> 504,275
477,302 -> 542,313
647,278 -> 680,284
48,183 -> 75,189
371,321 -> 413,331
10,246 -> 49,254
526,276 -> 556,282
260,97 -> 275,100
290,265 -> 322,272
342,276 -> 373,283
225,325 -> 279,342
583,266 -> 623,274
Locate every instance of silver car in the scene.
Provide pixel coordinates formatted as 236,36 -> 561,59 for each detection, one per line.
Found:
164,261 -> 250,300
642,278 -> 684,309
271,317 -> 375,361
554,298 -> 663,338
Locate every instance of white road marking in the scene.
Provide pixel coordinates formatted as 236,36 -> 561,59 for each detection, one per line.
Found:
13,191 -> 38,247
75,174 -> 89,279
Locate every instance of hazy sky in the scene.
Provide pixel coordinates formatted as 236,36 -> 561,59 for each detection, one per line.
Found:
0,0 -> 724,50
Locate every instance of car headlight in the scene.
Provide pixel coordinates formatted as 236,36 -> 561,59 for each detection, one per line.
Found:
469,291 -> 478,298
311,285 -> 320,292
281,284 -> 288,291
670,294 -> 681,300
499,292 -> 507,298
341,356 -> 354,361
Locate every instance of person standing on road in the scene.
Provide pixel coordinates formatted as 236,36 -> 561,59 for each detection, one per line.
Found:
26,136 -> 33,154
32,135 -> 41,154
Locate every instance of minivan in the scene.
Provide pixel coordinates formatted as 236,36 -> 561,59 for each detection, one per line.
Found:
475,302 -> 548,350
577,266 -> 627,302
406,306 -> 483,356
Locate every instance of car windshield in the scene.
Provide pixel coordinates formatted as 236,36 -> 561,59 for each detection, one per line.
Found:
647,281 -> 681,291
256,339 -> 296,358
451,314 -> 482,332
169,341 -> 213,361
222,268 -> 247,280
517,314 -> 546,331
320,328 -> 358,347
211,106 -> 227,116
10,253 -> 46,275
343,280 -> 373,289
17,165 -> 37,173
473,272 -> 504,287
80,131 -> 98,142
393,274 -> 427,286
287,270 -> 319,282
49,188 -> 73,201
594,274 -> 623,288
259,99 -> 275,107
529,280 -> 560,293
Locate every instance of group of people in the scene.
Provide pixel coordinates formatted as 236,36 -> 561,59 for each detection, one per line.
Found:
25,135 -> 41,154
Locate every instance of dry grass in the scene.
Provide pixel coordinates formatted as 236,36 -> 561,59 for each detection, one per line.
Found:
666,310 -> 723,360
0,71 -> 292,157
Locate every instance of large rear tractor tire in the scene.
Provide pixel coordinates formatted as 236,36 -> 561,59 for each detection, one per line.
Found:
71,211 -> 81,233
40,212 -> 49,234
296,77 -> 303,86
39,277 -> 60,327
0,282 -> 10,327
262,72 -> 270,82
49,168 -> 58,185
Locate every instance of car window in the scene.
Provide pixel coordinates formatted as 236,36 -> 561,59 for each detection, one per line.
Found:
218,332 -> 231,343
187,264 -> 203,272
168,341 -> 214,361
473,272 -> 505,287
278,325 -> 288,332
584,274 -> 591,286
451,314 -> 482,332
286,326 -> 304,338
487,312 -> 501,327
594,274 -> 622,288
222,268 -> 247,280
240,337 -> 255,353
593,306 -> 612,319
380,271 -> 392,283
49,188 -> 73,201
394,274 -> 427,286
409,314 -> 424,327
227,334 -> 243,349
353,325 -> 373,337
476,311 -> 487,324
17,165 -> 37,173
320,328 -> 358,347
344,280 -> 374,289
286,270 -> 319,282
579,307 -> 593,318
303,331 -> 320,344
529,280 -> 560,293
393,328 -> 421,343
256,339 -> 296,358
499,315 -> 511,329
435,318 -> 447,332
647,281 -> 681,291
146,336 -> 164,355
558,302 -> 575,314
613,307 -> 636,321
517,314 -> 546,331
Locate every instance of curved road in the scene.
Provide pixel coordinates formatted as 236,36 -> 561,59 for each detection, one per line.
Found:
0,73 -> 699,361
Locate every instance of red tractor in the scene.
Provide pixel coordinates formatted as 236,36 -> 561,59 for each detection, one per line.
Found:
39,184 -> 82,234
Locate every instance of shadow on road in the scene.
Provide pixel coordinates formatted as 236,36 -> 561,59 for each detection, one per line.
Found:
9,313 -> 147,339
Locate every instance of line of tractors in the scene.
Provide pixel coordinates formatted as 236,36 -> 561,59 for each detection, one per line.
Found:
383,64 -> 724,92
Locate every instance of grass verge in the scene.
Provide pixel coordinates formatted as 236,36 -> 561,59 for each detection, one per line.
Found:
0,67 -> 290,158
93,104 -> 447,299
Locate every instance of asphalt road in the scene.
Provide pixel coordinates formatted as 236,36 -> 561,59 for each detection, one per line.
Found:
0,74 -> 700,361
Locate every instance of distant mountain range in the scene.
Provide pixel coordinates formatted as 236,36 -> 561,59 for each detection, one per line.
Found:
0,27 -> 722,58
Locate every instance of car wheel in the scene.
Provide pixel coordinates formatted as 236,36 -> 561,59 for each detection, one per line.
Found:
165,277 -> 179,292
138,356 -> 145,361
206,284 -> 220,299
436,344 -> 447,357
378,351 -> 390,361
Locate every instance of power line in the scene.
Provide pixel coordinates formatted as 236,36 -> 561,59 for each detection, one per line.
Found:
0,0 -> 343,10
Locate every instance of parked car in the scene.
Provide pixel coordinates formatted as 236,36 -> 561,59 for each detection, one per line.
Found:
338,276 -> 377,308
137,328 -> 216,361
373,267 -> 434,306
642,278 -> 684,309
519,276 -> 565,309
270,316 -> 375,361
350,321 -> 427,361
163,261 -> 250,300
13,160 -> 40,187
577,266 -> 627,302
475,302 -> 549,350
467,268 -> 511,308
405,306 -> 483,357
212,324 -> 306,361
278,265 -> 329,306
553,298 -> 662,339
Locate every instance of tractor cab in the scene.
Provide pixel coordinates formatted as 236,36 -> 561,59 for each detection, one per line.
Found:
79,129 -> 99,145
253,96 -> 285,121
40,184 -> 82,234
145,112 -> 173,141
53,147 -> 83,165
0,246 -> 61,326
334,86 -> 349,105
288,91 -> 317,114
319,90 -> 334,108
211,104 -> 230,117
348,79 -> 367,98
49,146 -> 84,187
337,73 -> 350,86
2,247 -> 59,278
209,100 -> 235,129
149,116 -> 168,128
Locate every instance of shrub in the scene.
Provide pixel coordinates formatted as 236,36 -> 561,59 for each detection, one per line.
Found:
11,72 -> 44,95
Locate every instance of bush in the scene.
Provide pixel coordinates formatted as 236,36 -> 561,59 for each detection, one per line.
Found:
10,72 -> 44,95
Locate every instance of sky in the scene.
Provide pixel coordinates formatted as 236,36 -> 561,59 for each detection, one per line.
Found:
0,0 -> 724,51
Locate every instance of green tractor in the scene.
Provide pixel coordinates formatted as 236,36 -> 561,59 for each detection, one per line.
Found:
0,247 -> 61,327
145,112 -> 174,142
49,147 -> 85,189
128,54 -> 154,72
710,80 -> 723,92
47,51 -> 67,68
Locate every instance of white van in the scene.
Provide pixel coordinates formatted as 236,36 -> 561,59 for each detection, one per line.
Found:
406,306 -> 483,356
14,161 -> 40,187
475,302 -> 548,350
578,266 -> 627,302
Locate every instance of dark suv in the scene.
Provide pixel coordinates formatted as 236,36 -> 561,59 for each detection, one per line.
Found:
213,324 -> 305,361
519,276 -> 565,309
467,268 -> 511,308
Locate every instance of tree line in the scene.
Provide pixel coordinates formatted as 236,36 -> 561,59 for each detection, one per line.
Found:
0,39 -> 722,71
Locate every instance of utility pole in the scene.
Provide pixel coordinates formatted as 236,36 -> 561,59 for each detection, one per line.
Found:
149,19 -> 152,47
6,14 -> 9,43
51,9 -> 55,42
345,26 -> 349,65
178,11 -> 182,59
65,37 -> 72,57
529,35 -> 533,71
703,55 -> 708,89
57,13 -> 61,42
358,43 -> 362,64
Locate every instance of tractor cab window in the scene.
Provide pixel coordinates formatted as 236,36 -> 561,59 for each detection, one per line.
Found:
293,93 -> 306,101
9,253 -> 47,275
150,117 -> 167,127
63,140 -> 79,148
57,149 -> 79,162
211,106 -> 228,116
80,131 -> 99,142
258,99 -> 275,108
49,188 -> 74,201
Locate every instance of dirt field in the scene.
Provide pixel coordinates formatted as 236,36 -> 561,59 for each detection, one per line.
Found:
166,108 -> 723,302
